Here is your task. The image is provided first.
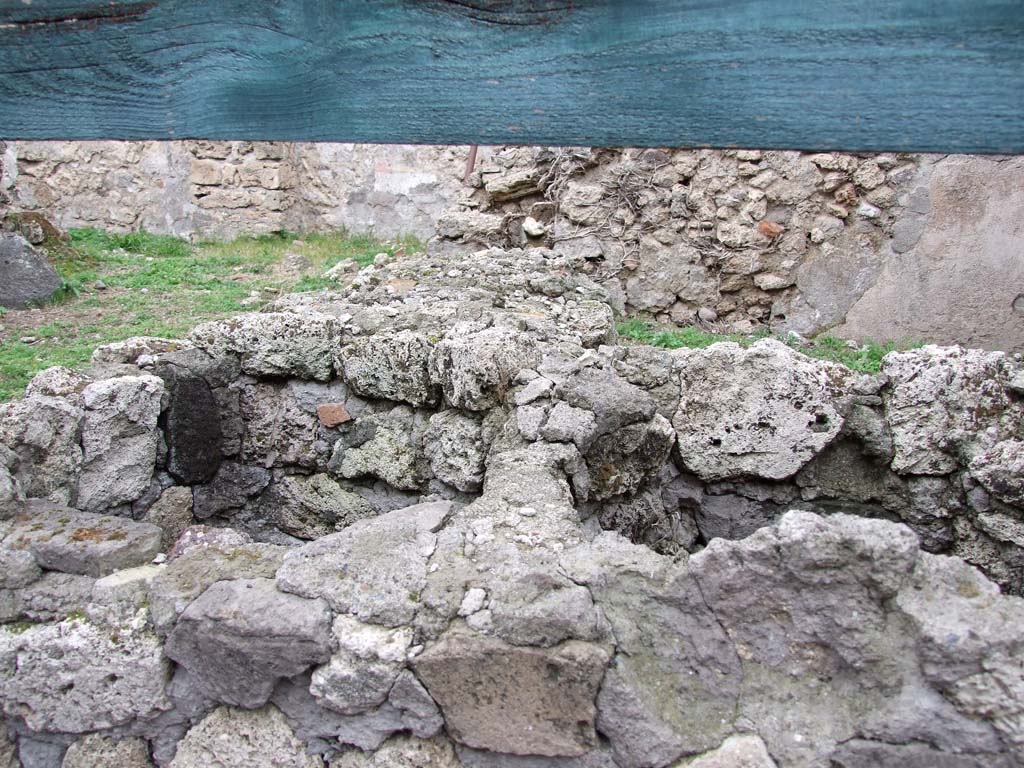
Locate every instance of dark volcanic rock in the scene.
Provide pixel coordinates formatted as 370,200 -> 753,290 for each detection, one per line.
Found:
158,367 -> 223,484
0,232 -> 61,309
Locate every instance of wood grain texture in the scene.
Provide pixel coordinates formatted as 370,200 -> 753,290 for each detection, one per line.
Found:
1,0 -> 1022,152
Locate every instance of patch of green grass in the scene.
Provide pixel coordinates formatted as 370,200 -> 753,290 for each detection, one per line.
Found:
0,227 -> 423,402
617,319 -> 918,373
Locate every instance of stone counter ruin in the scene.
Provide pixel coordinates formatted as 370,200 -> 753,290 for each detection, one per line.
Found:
1,246 -> 1024,768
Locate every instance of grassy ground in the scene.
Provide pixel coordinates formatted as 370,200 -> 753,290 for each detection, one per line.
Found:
616,318 -> 918,373
0,228 -> 421,401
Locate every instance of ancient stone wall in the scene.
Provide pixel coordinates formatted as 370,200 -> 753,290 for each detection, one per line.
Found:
436,147 -> 1024,352
5,142 -> 1023,349
5,141 -> 467,241
2,247 -> 1024,767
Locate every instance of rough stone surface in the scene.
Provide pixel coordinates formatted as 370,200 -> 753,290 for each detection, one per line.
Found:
430,327 -> 538,411
148,536 -> 285,635
0,232 -> 61,309
0,395 -> 83,505
190,313 -> 337,381
158,367 -> 222,485
0,728 -> 16,768
77,376 -> 164,513
60,735 -> 152,768
0,549 -> 41,589
0,612 -> 170,733
192,461 -> 270,519
332,735 -> 460,768
257,473 -> 377,540
2,503 -> 162,577
673,340 -> 851,481
971,440 -> 1024,507
340,332 -> 438,407
883,346 -> 1022,475
0,201 -> 1023,767
277,502 -> 452,627
165,578 -> 332,708
682,735 -> 778,768
423,411 -> 486,492
413,629 -> 610,757
140,486 -> 194,550
309,615 -> 411,715
169,705 -> 323,768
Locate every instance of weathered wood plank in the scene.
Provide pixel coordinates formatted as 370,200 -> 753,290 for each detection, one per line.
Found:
1,0 -> 1022,152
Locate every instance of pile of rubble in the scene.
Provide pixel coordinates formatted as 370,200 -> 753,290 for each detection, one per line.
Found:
1,246 -> 1023,767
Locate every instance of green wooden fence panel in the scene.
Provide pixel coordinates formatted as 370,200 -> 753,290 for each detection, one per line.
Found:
1,0 -> 1022,152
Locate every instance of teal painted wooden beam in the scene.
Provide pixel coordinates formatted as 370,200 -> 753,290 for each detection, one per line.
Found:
0,0 -> 1022,152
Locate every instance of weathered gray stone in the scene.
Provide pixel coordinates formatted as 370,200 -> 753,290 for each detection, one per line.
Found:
970,440 -> 1024,507
77,376 -> 164,513
140,486 -> 193,550
0,726 -> 16,768
169,705 -> 323,768
189,312 -> 338,381
332,735 -> 461,768
436,210 -> 505,243
7,572 -> 94,623
23,367 -> 91,401
0,395 -> 83,505
430,327 -> 539,411
148,539 -> 286,636
336,410 -> 427,491
92,337 -> 194,366
413,628 -> 610,757
388,670 -> 444,738
673,340 -> 851,481
883,346 -> 1022,475
0,449 -> 19,513
894,553 -> 1024,761
0,549 -> 40,589
239,383 -> 322,469
257,473 -> 377,540
60,735 -> 152,768
555,366 -> 656,438
682,735 -> 778,768
829,740 -> 1013,768
339,332 -> 438,407
310,615 -> 411,715
689,512 -> 921,767
15,736 -> 66,768
165,578 -> 332,708
424,411 -> 486,492
89,564 -> 163,620
0,233 -> 61,309
590,485 -> 698,556
277,502 -> 452,627
584,415 -> 674,501
484,168 -> 543,201
0,611 -> 171,733
2,504 -> 161,577
270,672 -> 360,752
540,402 -> 598,449
563,535 -> 741,768
192,461 -> 270,519
625,242 -> 716,312
694,491 -> 786,542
